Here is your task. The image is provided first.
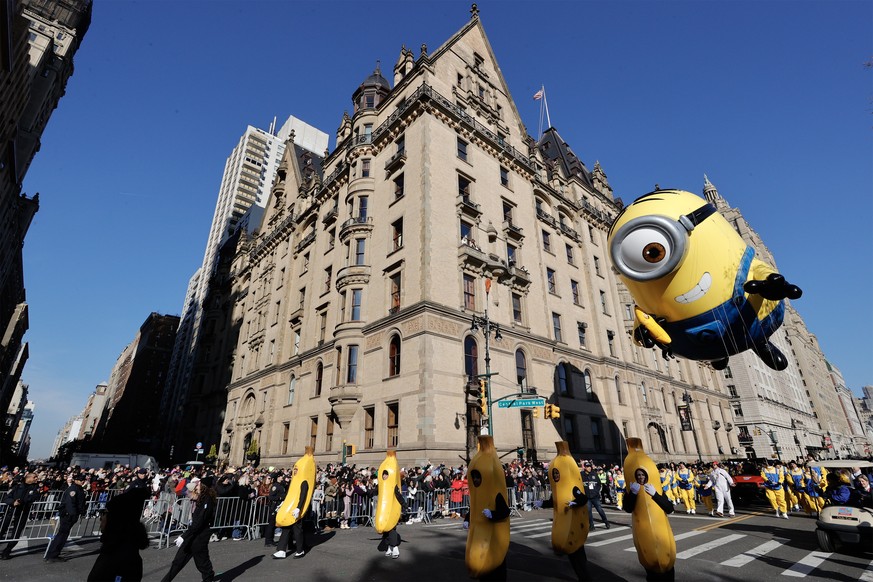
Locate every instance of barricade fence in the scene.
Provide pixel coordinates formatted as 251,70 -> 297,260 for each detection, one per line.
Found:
0,485 -> 562,552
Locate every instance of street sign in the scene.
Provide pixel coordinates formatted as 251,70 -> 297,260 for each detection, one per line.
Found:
497,398 -> 546,409
196,441 -> 203,449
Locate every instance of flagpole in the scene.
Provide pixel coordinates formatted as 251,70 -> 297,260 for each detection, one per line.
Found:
543,87 -> 551,130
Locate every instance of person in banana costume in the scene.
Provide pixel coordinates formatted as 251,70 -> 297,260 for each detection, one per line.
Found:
538,441 -> 592,581
273,447 -> 316,559
374,450 -> 406,559
623,438 -> 676,580
466,436 -> 510,580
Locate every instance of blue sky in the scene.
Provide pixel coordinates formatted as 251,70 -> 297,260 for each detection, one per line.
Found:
20,0 -> 872,459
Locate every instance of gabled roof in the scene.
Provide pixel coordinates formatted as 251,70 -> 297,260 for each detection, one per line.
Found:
537,128 -> 593,188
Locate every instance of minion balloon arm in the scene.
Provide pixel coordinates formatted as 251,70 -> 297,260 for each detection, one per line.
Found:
743,273 -> 802,301
632,307 -> 674,361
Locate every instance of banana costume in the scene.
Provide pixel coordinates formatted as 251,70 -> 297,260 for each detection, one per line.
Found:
466,436 -> 510,579
622,437 -> 676,575
548,441 -> 590,554
374,450 -> 406,558
276,447 -> 316,527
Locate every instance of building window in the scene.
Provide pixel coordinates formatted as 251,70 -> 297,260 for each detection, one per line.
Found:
589,224 -> 596,243
607,330 -> 616,357
584,369 -> 595,401
515,350 -> 527,392
358,196 -> 369,219
547,269 -> 557,294
351,289 -> 362,321
293,330 -> 300,355
512,293 -> 523,324
328,228 -> 336,250
387,402 -> 399,448
324,267 -> 332,294
392,218 -> 403,251
463,274 -> 476,310
724,366 -> 733,379
733,404 -> 744,417
364,407 -> 375,449
269,339 -> 275,364
319,312 -> 327,344
274,300 -> 281,325
302,252 -> 310,272
322,415 -> 334,451
592,417 -> 604,449
390,273 -> 401,314
564,415 -> 577,449
566,244 -> 575,265
355,238 -> 366,265
458,175 -> 472,201
571,280 -> 580,304
361,159 -> 371,178
577,322 -> 587,347
396,134 -> 405,155
502,201 -> 514,224
506,243 -> 517,266
282,422 -> 290,455
542,230 -> 551,253
640,382 -> 648,405
728,384 -> 738,398
310,417 -> 318,450
594,256 -> 602,277
500,166 -> 509,187
389,335 -> 401,377
624,304 -> 633,321
394,174 -> 404,199
600,290 -> 609,314
315,363 -> 323,397
615,376 -> 623,404
464,336 -> 479,382
347,345 -> 359,384
460,220 -> 473,243
552,312 -> 563,343
457,138 -> 468,161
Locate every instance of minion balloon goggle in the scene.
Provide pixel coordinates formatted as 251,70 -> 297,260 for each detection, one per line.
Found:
609,202 -> 717,282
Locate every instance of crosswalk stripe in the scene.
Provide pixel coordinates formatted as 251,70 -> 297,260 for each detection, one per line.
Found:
511,522 -> 551,532
429,521 -> 463,528
587,525 -> 628,537
527,531 -> 553,539
623,530 -> 703,551
780,551 -> 832,577
720,538 -> 786,567
511,525 -> 552,535
677,533 -> 745,559
859,560 -> 873,582
587,533 -> 634,547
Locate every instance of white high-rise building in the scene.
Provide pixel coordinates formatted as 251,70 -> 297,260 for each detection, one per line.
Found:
159,117 -> 328,461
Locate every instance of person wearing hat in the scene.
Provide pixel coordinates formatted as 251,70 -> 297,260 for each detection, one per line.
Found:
161,478 -> 216,582
45,473 -> 87,562
0,472 -> 39,560
126,467 -> 150,492
581,462 -> 611,530
263,472 -> 286,547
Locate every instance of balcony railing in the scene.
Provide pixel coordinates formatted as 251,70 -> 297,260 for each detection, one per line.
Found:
295,231 -> 316,254
322,205 -> 338,225
339,216 -> 374,241
384,150 -> 407,174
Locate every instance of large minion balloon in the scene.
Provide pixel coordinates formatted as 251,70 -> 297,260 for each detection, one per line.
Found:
608,189 -> 801,371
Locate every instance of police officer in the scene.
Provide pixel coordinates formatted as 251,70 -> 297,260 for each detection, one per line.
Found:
125,467 -> 150,492
0,472 -> 40,560
581,462 -> 610,530
45,473 -> 87,562
263,472 -> 286,547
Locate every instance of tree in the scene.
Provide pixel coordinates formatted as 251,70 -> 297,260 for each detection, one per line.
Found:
246,438 -> 260,460
205,444 -> 218,463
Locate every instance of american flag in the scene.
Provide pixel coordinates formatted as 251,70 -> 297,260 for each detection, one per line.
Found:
533,88 -> 544,100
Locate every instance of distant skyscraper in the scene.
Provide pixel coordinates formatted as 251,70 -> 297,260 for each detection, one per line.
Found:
159,117 -> 328,462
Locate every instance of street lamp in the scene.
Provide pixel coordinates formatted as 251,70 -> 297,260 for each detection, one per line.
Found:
681,389 -> 703,463
470,279 -> 500,436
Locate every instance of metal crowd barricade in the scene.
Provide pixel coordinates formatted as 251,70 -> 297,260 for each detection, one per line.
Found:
248,495 -> 272,541
212,496 -> 252,540
141,492 -> 178,548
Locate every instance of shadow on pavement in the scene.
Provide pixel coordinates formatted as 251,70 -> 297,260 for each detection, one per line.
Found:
216,555 -> 264,581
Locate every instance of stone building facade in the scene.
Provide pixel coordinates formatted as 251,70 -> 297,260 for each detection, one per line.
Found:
219,10 -> 738,468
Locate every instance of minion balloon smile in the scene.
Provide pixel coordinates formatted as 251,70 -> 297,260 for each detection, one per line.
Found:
608,189 -> 801,371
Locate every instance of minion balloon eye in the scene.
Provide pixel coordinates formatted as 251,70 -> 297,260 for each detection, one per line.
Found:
610,203 -> 717,281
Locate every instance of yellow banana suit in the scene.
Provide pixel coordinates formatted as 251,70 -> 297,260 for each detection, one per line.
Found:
466,435 -> 510,579
623,437 -> 676,575
548,441 -> 590,554
374,450 -> 403,534
276,446 -> 316,527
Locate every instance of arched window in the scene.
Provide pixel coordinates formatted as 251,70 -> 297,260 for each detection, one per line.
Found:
389,335 -> 401,377
464,336 -> 478,382
557,363 -> 569,396
515,350 -> 527,392
315,363 -> 324,397
242,394 -> 255,417
288,376 -> 296,405
640,382 -> 648,405
584,369 -> 595,401
615,376 -> 623,404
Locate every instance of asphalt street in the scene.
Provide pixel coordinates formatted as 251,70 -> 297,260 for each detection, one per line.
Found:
1,502 -> 871,581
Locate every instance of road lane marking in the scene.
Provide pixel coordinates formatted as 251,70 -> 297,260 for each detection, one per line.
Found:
677,533 -> 745,559
586,526 -> 628,537
621,530 -> 703,551
587,533 -> 634,547
696,511 -> 763,532
780,551 -> 832,577
721,538 -> 786,567
859,559 -> 873,582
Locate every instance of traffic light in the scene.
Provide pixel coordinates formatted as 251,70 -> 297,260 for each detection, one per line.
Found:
345,444 -> 356,457
545,404 -> 561,419
479,379 -> 488,415
533,407 -> 540,418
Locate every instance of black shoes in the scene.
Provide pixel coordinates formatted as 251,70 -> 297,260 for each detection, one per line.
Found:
605,522 -> 611,529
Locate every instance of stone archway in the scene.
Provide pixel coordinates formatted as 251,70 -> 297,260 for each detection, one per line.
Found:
647,422 -> 669,455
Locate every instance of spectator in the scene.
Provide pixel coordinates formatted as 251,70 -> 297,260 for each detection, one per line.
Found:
0,472 -> 39,560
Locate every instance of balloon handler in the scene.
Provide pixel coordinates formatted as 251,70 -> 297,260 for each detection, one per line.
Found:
608,189 -> 801,371
374,450 -> 406,559
534,441 -> 593,581
273,447 -> 316,559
